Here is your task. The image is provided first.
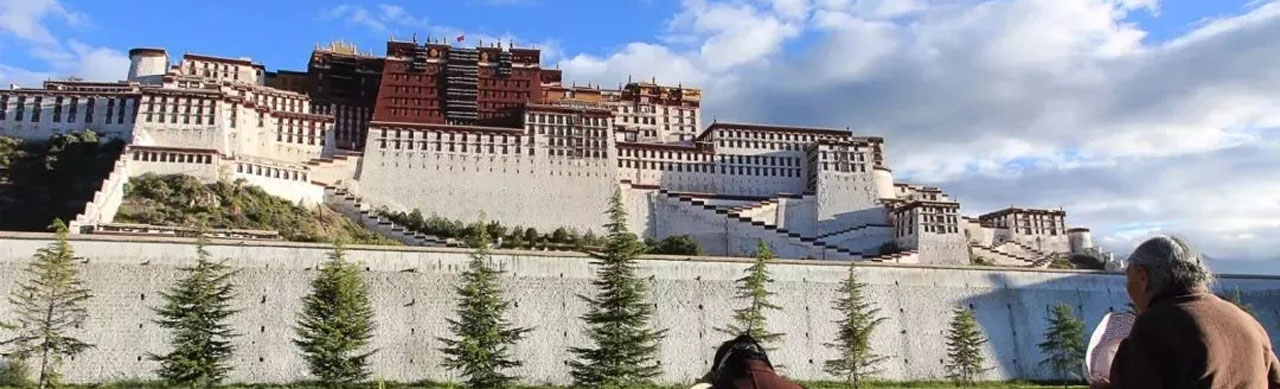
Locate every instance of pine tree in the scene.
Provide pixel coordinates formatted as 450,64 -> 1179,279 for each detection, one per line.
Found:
823,264 -> 887,388
150,234 -> 240,388
439,215 -> 531,389
944,306 -> 989,385
1038,303 -> 1086,385
568,188 -> 666,387
1,220 -> 94,389
717,239 -> 784,345
295,242 -> 378,385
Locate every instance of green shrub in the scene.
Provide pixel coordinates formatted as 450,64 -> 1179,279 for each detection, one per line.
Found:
647,235 -> 702,255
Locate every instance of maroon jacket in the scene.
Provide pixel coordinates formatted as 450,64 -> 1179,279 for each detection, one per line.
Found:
712,359 -> 806,389
1106,291 -> 1280,388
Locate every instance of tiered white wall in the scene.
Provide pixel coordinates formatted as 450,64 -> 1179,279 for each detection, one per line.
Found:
918,233 -> 972,265
820,225 -> 894,255
648,192 -> 853,260
964,219 -> 996,247
133,125 -> 227,152
617,167 -> 808,198
1009,233 -> 1070,254
68,152 -> 133,232
777,196 -> 818,236
814,171 -> 886,235
0,95 -> 137,141
2,233 -> 1278,385
128,153 -> 221,182
970,244 -> 1035,267
232,173 -> 323,206
360,150 -> 616,232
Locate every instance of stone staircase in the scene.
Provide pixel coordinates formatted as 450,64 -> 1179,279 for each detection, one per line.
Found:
728,197 -> 782,225
1003,240 -> 1049,257
305,150 -> 362,186
968,240 -> 1057,268
322,186 -> 460,247
69,150 -> 132,233
657,190 -> 863,260
866,250 -> 919,264
969,243 -> 1034,266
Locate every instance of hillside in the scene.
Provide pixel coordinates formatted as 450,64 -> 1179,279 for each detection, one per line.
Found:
0,132 -> 124,231
116,173 -> 397,245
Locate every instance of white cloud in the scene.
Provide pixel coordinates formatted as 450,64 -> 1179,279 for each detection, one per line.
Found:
770,0 -> 813,20
317,3 -> 546,61
0,64 -> 53,87
557,0 -> 1280,266
559,43 -> 707,87
0,0 -> 84,44
66,40 -> 130,81
317,3 -> 430,32
0,0 -> 129,85
668,0 -> 804,71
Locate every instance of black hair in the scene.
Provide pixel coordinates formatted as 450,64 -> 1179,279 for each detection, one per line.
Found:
711,333 -> 773,374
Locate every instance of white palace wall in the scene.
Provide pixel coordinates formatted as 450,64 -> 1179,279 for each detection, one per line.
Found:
814,171 -> 889,234
359,138 -> 616,233
0,92 -> 138,141
2,233 -> 1279,385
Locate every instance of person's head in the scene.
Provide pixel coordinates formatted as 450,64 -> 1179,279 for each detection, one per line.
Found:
710,334 -> 772,380
1125,235 -> 1213,312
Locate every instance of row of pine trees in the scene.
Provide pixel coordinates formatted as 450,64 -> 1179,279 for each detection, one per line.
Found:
0,190 -> 1088,388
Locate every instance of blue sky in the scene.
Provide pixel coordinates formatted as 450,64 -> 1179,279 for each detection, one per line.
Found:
3,0 -> 1279,274
36,0 -> 686,71
5,0 -> 1256,73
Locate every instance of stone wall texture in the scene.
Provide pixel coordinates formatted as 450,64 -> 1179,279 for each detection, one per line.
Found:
1,232 -> 1278,385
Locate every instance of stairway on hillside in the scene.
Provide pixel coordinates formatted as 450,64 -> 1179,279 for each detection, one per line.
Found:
657,190 -> 862,260
305,150 -> 363,187
729,197 -> 783,225
968,241 -> 1057,268
69,150 -> 132,232
321,186 -> 460,247
726,193 -> 891,255
866,250 -> 919,264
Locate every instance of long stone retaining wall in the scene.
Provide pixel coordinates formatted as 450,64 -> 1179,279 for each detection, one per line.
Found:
0,232 -> 1277,385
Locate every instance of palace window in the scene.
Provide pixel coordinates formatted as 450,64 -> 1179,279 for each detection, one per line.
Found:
105,97 -> 115,122
53,96 -> 63,123
30,97 -> 41,122
118,97 -> 128,124
84,97 -> 94,122
0,95 -> 8,121
67,97 -> 77,123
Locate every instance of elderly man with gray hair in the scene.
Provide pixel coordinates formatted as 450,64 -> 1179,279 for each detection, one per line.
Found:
1096,236 -> 1280,388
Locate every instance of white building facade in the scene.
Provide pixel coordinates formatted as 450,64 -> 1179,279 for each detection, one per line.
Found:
0,46 -> 1105,267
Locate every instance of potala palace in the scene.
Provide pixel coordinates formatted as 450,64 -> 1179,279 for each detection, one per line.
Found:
0,39 -> 1115,268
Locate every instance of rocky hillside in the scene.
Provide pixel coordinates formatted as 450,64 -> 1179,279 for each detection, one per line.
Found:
116,173 -> 397,245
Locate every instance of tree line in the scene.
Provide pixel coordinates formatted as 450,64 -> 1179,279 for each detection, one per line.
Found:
0,132 -> 125,232
380,207 -> 702,256
1,191 -> 1119,388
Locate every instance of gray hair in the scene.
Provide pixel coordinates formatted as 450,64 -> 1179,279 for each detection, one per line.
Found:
1127,235 -> 1213,295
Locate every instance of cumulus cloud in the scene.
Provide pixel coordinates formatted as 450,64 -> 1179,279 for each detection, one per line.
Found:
316,3 -> 547,62
668,0 -> 804,71
560,43 -> 707,88
317,3 -> 429,32
0,0 -> 128,85
0,0 -> 85,44
557,0 -> 1280,270
0,64 -> 53,87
